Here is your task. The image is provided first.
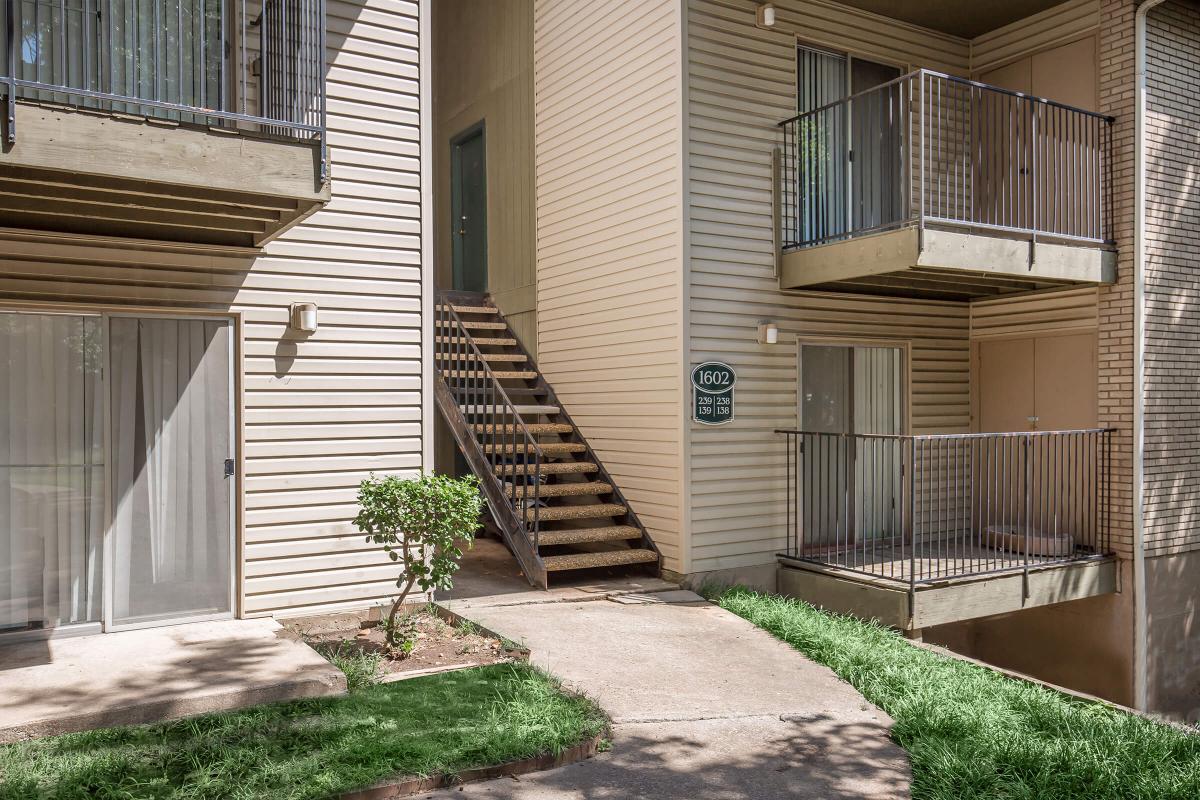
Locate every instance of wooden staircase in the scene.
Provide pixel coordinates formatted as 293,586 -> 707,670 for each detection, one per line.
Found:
434,290 -> 661,588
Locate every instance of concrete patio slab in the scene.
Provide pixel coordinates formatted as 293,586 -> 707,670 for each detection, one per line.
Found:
0,618 -> 346,744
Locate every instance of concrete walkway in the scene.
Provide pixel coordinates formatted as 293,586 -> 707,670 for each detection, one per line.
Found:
0,619 -> 345,743
429,548 -> 911,799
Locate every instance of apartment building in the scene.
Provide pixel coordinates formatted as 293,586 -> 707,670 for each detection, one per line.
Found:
430,0 -> 1200,721
2,0 -> 1198,724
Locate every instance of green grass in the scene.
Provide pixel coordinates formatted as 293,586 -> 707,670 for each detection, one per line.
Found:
0,663 -> 606,800
311,641 -> 384,692
719,588 -> 1200,800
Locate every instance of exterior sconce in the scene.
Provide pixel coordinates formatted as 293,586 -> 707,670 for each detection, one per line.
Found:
757,322 -> 779,345
290,302 -> 319,333
756,3 -> 776,28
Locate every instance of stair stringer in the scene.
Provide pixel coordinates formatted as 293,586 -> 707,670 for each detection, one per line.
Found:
434,378 -> 549,588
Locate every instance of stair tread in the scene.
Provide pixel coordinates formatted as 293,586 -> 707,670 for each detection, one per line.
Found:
476,423 -> 573,434
436,320 -> 507,330
444,369 -> 537,379
462,404 -> 558,415
444,352 -> 528,362
506,481 -> 612,497
485,442 -> 586,455
537,526 -> 641,546
495,462 -> 598,476
525,502 -> 626,521
543,549 -> 659,571
436,336 -> 518,347
439,304 -> 499,315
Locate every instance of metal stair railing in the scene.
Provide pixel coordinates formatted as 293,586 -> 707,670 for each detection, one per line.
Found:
435,300 -> 543,549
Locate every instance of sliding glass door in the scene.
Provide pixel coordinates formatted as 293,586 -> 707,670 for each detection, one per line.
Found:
0,313 -> 104,634
108,316 -> 233,630
0,311 -> 234,638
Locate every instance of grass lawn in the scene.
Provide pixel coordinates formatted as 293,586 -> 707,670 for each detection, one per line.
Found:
720,588 -> 1200,800
0,662 -> 606,800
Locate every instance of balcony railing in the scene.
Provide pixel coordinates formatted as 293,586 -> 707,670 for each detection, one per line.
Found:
778,429 -> 1114,586
778,69 -> 1114,250
2,0 -> 326,172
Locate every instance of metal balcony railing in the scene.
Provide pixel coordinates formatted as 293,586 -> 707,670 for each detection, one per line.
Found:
778,69 -> 1114,250
778,429 -> 1114,586
2,0 -> 326,174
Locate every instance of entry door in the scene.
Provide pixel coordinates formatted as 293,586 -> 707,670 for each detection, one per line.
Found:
799,344 -> 904,547
451,127 -> 488,293
106,317 -> 234,630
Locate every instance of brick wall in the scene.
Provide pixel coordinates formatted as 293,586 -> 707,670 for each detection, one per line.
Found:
1098,0 -> 1137,558
1143,0 -> 1200,557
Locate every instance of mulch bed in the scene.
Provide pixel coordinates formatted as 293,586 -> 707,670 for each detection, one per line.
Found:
286,605 -> 521,680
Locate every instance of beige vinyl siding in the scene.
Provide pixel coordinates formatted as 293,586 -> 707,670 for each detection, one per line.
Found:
757,0 -> 969,74
970,288 -> 1100,339
432,0 -> 536,347
0,0 -> 426,618
533,0 -> 685,570
970,0 -> 1100,74
686,0 -> 971,574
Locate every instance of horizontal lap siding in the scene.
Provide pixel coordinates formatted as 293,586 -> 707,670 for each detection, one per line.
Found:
686,0 -> 970,573
533,0 -> 684,570
0,0 -> 425,617
970,0 -> 1100,73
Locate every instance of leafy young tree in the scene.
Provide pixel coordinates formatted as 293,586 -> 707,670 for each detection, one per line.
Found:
354,473 -> 483,646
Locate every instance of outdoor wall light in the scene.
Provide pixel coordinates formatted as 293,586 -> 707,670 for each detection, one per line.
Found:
757,322 -> 779,345
756,3 -> 777,28
290,302 -> 319,333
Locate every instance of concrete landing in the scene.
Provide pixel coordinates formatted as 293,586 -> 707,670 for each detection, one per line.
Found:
0,619 -> 346,743
432,570 -> 911,798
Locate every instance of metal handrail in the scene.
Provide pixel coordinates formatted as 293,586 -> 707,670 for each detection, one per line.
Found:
778,68 -> 1114,128
435,301 -> 544,548
1,0 -> 327,175
777,428 -> 1114,588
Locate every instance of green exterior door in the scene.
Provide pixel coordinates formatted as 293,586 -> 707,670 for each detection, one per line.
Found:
451,127 -> 488,292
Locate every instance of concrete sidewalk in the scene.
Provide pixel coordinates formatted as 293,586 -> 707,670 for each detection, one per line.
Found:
430,582 -> 910,799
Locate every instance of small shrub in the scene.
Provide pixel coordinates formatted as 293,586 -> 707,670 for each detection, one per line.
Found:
354,472 -> 483,646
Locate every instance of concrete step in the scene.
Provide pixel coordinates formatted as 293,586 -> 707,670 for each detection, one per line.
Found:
537,525 -> 640,546
461,404 -> 558,417
543,548 -> 659,572
485,442 -> 586,456
525,502 -> 626,522
507,481 -> 612,498
476,423 -> 574,435
495,461 -> 598,476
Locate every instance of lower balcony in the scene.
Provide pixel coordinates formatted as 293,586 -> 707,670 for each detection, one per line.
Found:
0,0 -> 329,247
776,429 -> 1118,632
777,70 -> 1117,300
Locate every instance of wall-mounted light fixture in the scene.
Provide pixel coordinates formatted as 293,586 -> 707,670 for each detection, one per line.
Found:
756,3 -> 777,28
290,302 -> 319,333
757,321 -> 779,345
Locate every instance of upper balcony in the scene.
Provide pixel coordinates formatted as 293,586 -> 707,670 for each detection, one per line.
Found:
777,69 -> 1117,300
0,0 -> 329,247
